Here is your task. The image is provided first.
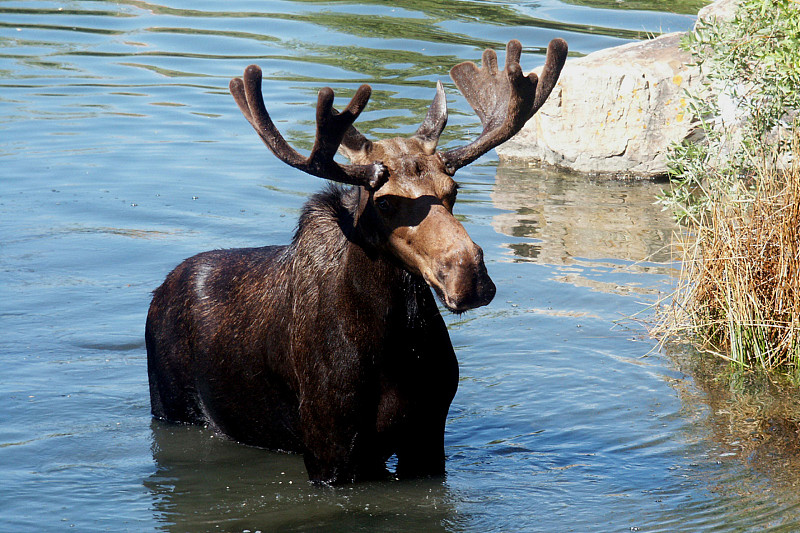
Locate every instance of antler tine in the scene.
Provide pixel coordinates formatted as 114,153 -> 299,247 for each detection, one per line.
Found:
534,38 -> 568,111
230,66 -> 305,169
229,65 -> 388,191
412,80 -> 448,155
440,38 -> 568,175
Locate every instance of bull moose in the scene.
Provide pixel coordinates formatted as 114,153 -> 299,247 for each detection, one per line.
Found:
146,38 -> 568,484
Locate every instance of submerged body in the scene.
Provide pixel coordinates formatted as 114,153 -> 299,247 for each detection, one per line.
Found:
146,186 -> 459,483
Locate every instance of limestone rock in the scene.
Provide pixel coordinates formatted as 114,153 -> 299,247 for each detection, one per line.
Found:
497,32 -> 702,178
697,0 -> 739,24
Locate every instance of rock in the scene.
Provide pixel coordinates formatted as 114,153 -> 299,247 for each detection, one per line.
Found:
497,32 -> 702,178
697,0 -> 739,24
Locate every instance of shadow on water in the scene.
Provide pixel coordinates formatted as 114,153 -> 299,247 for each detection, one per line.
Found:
145,421 -> 455,532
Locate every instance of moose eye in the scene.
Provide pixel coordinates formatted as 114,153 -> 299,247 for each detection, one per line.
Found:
375,197 -> 392,212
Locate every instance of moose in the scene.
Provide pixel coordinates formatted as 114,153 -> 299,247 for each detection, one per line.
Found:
146,38 -> 567,484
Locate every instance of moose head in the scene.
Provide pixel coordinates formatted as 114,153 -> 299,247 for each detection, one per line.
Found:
228,39 -> 567,311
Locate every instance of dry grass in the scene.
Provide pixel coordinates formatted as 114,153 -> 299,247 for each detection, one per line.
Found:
657,137 -> 800,370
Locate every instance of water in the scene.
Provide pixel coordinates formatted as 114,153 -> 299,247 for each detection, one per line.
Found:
4,1 -> 800,531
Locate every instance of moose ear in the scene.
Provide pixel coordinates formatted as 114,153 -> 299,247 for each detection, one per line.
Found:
413,80 -> 448,155
339,125 -> 373,161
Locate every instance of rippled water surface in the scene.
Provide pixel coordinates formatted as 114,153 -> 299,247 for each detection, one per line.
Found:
5,1 -> 800,531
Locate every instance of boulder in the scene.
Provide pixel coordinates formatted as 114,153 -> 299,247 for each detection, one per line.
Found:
697,0 -> 739,23
497,32 -> 702,178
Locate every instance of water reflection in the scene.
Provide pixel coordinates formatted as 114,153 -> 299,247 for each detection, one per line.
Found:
563,0 -> 707,13
635,345 -> 800,528
673,349 -> 800,485
491,164 -> 676,267
146,421 -> 454,532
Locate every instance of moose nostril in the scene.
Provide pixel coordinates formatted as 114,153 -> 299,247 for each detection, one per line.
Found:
472,246 -> 495,304
435,266 -> 447,286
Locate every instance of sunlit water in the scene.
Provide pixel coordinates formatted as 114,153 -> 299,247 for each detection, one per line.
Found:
4,1 -> 800,531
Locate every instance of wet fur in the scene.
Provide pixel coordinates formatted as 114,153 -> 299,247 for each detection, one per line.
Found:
146,185 -> 458,484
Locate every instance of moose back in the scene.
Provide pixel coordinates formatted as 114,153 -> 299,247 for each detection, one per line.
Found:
146,39 -> 567,485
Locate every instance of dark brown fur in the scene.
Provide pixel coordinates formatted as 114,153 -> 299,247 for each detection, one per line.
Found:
146,186 -> 459,483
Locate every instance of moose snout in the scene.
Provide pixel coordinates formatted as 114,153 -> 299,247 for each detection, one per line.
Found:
432,243 -> 496,313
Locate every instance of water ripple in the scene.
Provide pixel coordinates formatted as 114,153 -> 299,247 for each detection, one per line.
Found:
9,2 -> 800,532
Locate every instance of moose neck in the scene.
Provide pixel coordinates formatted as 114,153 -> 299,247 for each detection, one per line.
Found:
288,185 -> 432,324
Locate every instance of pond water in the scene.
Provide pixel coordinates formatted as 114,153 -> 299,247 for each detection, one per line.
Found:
4,1 -> 800,531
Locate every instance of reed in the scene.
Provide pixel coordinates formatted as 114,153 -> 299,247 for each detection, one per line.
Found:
654,0 -> 800,372
658,134 -> 800,370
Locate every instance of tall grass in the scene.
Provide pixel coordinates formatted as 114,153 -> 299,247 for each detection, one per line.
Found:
656,0 -> 800,372
660,138 -> 800,370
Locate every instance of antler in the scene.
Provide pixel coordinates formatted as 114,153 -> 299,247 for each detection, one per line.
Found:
440,38 -> 568,175
229,65 -> 389,190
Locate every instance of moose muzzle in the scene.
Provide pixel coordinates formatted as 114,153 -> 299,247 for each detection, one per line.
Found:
405,206 -> 496,313
427,239 -> 495,313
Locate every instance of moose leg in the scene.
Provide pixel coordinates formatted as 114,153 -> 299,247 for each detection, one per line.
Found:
395,411 -> 448,478
395,312 -> 459,479
299,396 -> 389,485
145,303 -> 206,424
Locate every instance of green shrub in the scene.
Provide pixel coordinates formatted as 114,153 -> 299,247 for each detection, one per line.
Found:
660,0 -> 800,222
656,0 -> 800,371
